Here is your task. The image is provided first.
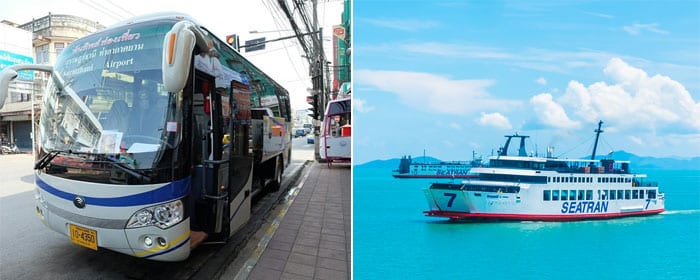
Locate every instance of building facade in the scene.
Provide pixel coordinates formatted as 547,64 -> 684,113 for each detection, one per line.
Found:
331,0 -> 351,99
0,14 -> 104,150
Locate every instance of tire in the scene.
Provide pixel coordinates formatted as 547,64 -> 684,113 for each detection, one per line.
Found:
268,156 -> 283,192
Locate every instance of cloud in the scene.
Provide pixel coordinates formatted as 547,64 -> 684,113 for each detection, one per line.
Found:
361,18 -> 439,31
377,41 -> 615,74
558,57 -> 700,133
354,98 -> 374,113
400,43 -> 512,59
355,69 -> 521,115
583,11 -> 614,19
623,23 -> 669,35
530,93 -> 581,129
477,112 -> 513,130
535,77 -> 547,85
628,136 -> 643,145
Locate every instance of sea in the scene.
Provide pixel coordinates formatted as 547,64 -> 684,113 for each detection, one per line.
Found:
353,167 -> 700,279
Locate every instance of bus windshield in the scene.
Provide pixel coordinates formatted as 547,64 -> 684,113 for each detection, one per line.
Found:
39,20 -> 180,170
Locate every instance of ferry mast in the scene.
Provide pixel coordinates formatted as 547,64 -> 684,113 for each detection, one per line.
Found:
591,120 -> 604,160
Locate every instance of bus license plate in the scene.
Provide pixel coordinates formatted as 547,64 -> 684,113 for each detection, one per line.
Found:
69,224 -> 98,251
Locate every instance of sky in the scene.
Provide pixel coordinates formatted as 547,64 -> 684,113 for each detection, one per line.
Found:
354,0 -> 700,165
0,0 -> 343,112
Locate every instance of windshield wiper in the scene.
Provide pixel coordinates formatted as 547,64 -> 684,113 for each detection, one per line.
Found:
35,150 -> 64,170
85,159 -> 151,184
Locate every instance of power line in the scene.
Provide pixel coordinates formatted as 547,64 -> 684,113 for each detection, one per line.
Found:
104,0 -> 136,17
78,0 -> 123,22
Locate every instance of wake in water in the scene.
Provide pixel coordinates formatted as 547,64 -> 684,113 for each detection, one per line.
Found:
660,209 -> 700,215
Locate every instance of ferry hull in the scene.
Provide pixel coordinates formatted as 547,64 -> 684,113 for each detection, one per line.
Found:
423,186 -> 665,222
392,174 -> 478,179
424,209 -> 665,221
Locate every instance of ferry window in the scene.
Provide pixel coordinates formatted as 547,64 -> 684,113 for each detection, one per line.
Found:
609,190 -> 616,200
586,190 -> 593,200
543,190 -> 551,201
625,190 -> 631,200
548,177 -> 551,183
552,190 -> 559,201
617,190 -> 624,200
633,190 -> 639,199
602,190 -> 608,200
648,190 -> 656,199
561,190 -> 568,201
598,177 -> 601,183
578,190 -> 585,200
640,190 -> 645,199
569,190 -> 576,201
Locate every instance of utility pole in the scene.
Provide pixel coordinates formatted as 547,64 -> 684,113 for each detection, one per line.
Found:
311,0 -> 325,161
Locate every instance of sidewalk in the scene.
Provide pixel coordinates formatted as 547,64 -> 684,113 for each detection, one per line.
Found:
247,162 -> 351,279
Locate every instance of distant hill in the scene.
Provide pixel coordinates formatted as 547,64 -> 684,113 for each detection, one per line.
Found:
356,151 -> 700,170
357,156 -> 441,169
599,151 -> 700,170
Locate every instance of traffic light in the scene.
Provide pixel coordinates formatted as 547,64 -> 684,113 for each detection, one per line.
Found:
307,94 -> 319,120
225,34 -> 239,50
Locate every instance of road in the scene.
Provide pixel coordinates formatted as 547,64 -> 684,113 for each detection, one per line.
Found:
0,137 -> 315,279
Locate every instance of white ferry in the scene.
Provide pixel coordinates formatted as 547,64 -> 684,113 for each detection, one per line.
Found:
392,153 -> 479,179
424,122 -> 665,221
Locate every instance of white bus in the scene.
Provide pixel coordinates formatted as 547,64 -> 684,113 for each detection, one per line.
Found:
319,96 -> 351,166
0,13 -> 292,261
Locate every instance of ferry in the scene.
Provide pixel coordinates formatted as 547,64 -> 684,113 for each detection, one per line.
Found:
423,121 -> 665,221
392,152 -> 480,179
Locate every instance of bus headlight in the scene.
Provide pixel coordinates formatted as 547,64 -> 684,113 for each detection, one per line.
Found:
126,200 -> 183,229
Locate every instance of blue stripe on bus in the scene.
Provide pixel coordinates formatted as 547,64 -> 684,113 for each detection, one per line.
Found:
35,177 -> 191,207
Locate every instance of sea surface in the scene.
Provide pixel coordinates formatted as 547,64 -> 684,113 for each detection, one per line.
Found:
353,167 -> 700,279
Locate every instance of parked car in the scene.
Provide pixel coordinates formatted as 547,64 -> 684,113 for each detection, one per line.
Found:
303,123 -> 313,135
294,128 -> 306,137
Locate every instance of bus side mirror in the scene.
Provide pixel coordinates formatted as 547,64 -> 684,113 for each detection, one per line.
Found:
0,68 -> 19,110
162,22 -> 196,93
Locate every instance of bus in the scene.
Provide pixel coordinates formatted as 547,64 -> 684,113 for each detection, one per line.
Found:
319,96 -> 351,166
0,13 -> 292,261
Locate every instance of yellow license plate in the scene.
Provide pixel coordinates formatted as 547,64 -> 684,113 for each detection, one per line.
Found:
69,224 -> 98,251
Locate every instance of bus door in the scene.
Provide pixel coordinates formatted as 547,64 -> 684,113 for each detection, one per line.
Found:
226,80 -> 253,236
190,70 -> 230,237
